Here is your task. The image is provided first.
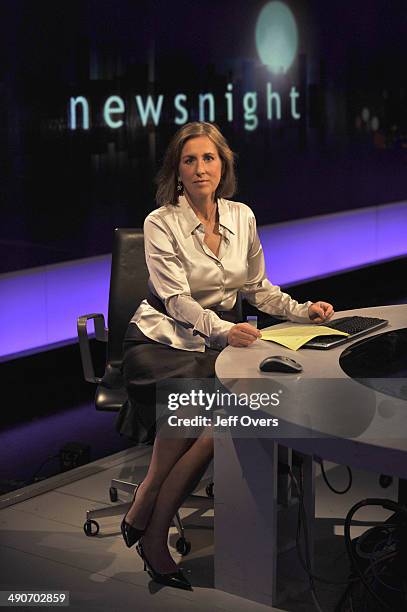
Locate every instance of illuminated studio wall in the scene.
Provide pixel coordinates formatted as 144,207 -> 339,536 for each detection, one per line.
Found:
1,0 -> 406,358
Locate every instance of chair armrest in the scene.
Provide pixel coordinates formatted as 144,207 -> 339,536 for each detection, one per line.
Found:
77,313 -> 108,383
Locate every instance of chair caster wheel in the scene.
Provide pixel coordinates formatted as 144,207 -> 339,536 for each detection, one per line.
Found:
109,486 -> 118,502
176,537 -> 191,556
206,483 -> 214,498
83,519 -> 100,537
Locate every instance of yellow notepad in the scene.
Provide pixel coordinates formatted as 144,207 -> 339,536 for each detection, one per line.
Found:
260,325 -> 349,351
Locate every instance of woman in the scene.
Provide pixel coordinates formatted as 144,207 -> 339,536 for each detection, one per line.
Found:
119,122 -> 334,590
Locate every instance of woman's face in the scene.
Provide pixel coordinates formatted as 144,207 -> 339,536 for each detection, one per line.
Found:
178,136 -> 222,202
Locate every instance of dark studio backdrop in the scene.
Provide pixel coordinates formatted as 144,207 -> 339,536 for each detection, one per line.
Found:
1,0 -> 407,274
1,0 -> 407,497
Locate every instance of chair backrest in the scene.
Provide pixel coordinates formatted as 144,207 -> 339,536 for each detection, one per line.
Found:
107,228 -> 149,366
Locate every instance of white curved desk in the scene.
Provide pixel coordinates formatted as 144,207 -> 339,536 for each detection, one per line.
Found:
213,304 -> 407,606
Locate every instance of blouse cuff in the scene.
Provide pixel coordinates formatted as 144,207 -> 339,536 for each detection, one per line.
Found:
192,310 -> 235,350
208,320 -> 235,350
286,301 -> 313,323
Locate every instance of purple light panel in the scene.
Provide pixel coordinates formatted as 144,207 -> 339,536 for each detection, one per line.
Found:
1,202 -> 406,361
1,255 -> 111,361
259,201 -> 407,286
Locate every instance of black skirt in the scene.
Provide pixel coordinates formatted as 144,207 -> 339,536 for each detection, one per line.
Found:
115,324 -> 220,444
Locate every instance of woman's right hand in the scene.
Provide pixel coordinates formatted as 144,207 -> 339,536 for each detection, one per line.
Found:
227,323 -> 262,347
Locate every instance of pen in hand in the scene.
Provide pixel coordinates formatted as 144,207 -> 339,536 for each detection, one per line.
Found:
309,301 -> 334,323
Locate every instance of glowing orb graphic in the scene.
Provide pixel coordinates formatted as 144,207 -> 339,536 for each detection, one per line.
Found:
255,2 -> 298,74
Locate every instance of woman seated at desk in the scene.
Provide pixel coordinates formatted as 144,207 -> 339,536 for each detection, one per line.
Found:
118,121 -> 334,590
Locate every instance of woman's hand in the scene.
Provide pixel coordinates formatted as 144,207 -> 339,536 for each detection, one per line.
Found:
308,301 -> 334,323
227,323 -> 262,347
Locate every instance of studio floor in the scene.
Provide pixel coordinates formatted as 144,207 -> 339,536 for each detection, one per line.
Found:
0,445 -> 397,612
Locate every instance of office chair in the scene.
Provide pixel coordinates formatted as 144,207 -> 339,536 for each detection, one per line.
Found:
77,228 -> 212,555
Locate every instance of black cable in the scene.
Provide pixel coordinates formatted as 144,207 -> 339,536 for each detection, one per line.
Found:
291,467 -> 407,611
289,467 -> 325,612
299,465 -> 325,612
336,525 -> 399,610
320,459 -> 353,495
344,498 -> 407,611
334,581 -> 354,612
289,468 -> 354,587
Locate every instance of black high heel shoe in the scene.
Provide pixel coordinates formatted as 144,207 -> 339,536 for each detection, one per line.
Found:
120,485 -> 146,548
135,541 -> 192,591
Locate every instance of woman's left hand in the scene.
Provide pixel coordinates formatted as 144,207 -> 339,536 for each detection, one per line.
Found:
308,301 -> 334,323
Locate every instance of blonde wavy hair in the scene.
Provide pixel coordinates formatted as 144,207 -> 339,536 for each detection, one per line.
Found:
155,122 -> 236,207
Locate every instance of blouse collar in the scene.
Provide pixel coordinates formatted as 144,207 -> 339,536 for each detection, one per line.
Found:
177,196 -> 236,236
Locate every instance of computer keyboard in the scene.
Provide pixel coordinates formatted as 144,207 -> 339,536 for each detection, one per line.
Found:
303,315 -> 389,349
325,316 -> 388,335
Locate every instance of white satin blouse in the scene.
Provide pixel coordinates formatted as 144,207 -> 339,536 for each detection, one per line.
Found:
130,195 -> 312,352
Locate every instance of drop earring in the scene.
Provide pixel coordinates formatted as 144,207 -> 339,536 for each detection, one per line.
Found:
177,178 -> 183,194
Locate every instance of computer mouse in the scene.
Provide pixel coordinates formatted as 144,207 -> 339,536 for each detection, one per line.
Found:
259,355 -> 303,373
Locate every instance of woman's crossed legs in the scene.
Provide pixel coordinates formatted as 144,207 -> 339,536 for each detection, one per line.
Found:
125,424 -> 213,573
